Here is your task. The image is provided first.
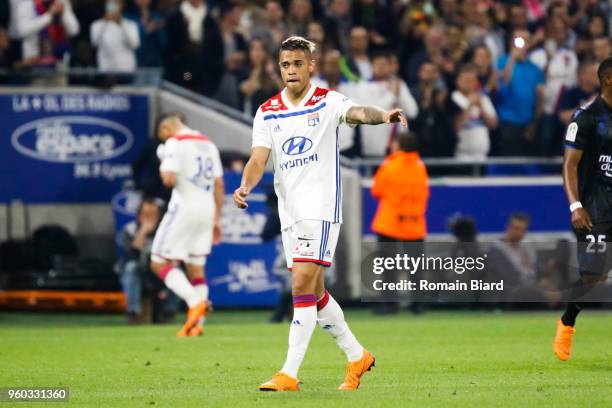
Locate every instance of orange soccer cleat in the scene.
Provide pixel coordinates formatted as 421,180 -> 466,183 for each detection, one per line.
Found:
259,372 -> 300,391
187,325 -> 203,337
176,301 -> 207,337
553,320 -> 576,361
338,349 -> 375,390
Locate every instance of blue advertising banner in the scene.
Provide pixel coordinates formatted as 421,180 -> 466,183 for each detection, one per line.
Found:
0,93 -> 149,203
363,180 -> 570,235
207,172 -> 279,307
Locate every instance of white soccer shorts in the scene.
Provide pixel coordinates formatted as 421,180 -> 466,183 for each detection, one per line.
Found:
282,220 -> 340,270
151,203 -> 214,266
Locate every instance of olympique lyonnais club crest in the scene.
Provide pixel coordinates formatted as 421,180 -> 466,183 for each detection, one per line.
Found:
307,112 -> 320,127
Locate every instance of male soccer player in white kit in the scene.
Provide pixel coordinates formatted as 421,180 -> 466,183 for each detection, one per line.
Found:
233,37 -> 407,391
150,113 -> 224,337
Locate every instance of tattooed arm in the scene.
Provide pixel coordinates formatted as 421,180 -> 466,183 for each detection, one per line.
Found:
345,106 -> 408,128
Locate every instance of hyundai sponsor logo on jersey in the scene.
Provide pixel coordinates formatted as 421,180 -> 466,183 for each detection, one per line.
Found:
11,116 -> 134,163
282,136 -> 313,155
280,136 -> 318,171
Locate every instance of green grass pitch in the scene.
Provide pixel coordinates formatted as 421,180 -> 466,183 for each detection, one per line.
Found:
1,310 -> 612,407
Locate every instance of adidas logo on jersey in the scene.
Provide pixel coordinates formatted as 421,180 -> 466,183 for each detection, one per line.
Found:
325,249 -> 331,257
273,124 -> 282,132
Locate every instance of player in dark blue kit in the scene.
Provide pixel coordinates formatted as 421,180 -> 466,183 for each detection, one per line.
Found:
554,57 -> 612,361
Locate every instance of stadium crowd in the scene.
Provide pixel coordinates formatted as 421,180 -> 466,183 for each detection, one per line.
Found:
0,0 -> 611,157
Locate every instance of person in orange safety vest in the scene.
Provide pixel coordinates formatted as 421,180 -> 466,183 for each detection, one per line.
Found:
371,131 -> 429,242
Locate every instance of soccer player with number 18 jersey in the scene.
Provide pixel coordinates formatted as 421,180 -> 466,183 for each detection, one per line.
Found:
234,36 -> 408,391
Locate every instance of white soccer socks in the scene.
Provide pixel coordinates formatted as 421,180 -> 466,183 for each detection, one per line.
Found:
281,294 -> 318,378
191,276 -> 209,302
317,290 -> 364,362
159,265 -> 201,308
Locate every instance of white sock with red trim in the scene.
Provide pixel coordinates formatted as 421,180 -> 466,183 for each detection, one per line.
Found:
317,290 -> 364,362
159,265 -> 201,308
280,294 -> 318,378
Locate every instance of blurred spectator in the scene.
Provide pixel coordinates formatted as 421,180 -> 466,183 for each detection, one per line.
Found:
508,3 -> 531,32
448,63 -> 498,161
438,0 -> 460,25
488,212 -> 560,303
441,22 -> 468,82
449,215 -> 483,278
311,48 -> 348,90
464,6 -> 505,65
592,36 -> 611,63
322,0 -> 352,52
575,10 -> 609,59
307,21 -> 327,51
286,0 -> 312,38
495,29 -> 545,156
69,0 -> 101,69
9,0 -> 79,66
489,212 -> 536,286
558,59 -> 599,126
119,196 -> 160,324
211,1 -> 247,108
310,48 -> 357,153
351,0 -> 396,50
530,18 -> 578,155
471,44 -> 498,97
239,37 -> 282,116
91,0 -> 140,72
124,0 -> 167,69
403,24 -> 445,86
371,131 -> 429,242
164,0 -> 223,96
355,52 -> 418,157
251,0 -> 287,53
340,25 -> 371,81
410,60 -> 455,158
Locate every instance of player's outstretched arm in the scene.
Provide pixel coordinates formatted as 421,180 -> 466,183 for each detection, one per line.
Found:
234,147 -> 271,209
563,147 -> 592,231
345,106 -> 408,128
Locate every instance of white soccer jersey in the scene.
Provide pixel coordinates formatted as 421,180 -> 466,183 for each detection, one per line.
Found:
252,85 -> 356,229
160,127 -> 223,212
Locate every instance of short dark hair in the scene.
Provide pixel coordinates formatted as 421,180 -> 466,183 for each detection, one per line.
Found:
597,57 -> 612,82
219,1 -> 243,18
280,36 -> 316,55
458,63 -> 478,76
509,211 -> 530,224
578,58 -> 597,73
396,131 -> 419,152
